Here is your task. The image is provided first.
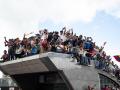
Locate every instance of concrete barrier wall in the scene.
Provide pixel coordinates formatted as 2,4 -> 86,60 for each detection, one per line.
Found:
1,52 -> 120,90
48,53 -> 100,90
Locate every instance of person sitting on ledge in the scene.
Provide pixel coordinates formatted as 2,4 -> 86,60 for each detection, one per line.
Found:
1,50 -> 9,62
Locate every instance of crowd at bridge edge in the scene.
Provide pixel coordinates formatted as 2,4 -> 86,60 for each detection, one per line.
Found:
1,27 -> 120,89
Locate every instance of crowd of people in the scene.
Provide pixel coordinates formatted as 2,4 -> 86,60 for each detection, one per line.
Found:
0,27 -> 120,89
101,85 -> 120,90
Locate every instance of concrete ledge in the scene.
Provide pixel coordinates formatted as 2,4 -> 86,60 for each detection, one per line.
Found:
97,69 -> 120,86
0,52 -> 119,90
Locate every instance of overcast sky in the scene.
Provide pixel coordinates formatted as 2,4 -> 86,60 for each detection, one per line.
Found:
0,0 -> 120,77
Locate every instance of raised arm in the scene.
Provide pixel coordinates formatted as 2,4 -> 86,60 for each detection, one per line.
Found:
89,37 -> 93,41
4,37 -> 9,46
84,36 -> 87,41
4,37 -> 8,42
69,28 -> 73,35
62,27 -> 66,35
23,33 -> 26,39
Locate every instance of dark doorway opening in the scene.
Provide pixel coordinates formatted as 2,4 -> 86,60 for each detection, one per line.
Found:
12,71 -> 71,90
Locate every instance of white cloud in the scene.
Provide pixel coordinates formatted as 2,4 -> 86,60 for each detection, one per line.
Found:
0,0 -> 120,27
0,0 -> 120,24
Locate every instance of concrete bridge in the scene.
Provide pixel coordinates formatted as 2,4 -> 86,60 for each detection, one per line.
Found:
0,52 -> 119,90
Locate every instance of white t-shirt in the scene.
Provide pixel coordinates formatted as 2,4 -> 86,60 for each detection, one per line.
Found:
41,34 -> 48,40
60,34 -> 67,42
31,40 -> 35,45
15,45 -> 23,54
83,51 -> 87,57
78,48 -> 84,55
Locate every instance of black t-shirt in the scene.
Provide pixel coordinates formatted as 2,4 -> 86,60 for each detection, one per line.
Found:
51,46 -> 57,52
47,33 -> 53,42
53,34 -> 59,42
72,39 -> 77,47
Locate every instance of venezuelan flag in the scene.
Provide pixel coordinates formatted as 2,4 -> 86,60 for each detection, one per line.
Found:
114,55 -> 120,62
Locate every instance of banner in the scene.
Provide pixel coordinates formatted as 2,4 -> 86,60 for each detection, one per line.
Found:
113,55 -> 120,62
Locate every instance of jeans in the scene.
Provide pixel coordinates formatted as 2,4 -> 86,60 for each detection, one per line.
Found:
82,56 -> 88,65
